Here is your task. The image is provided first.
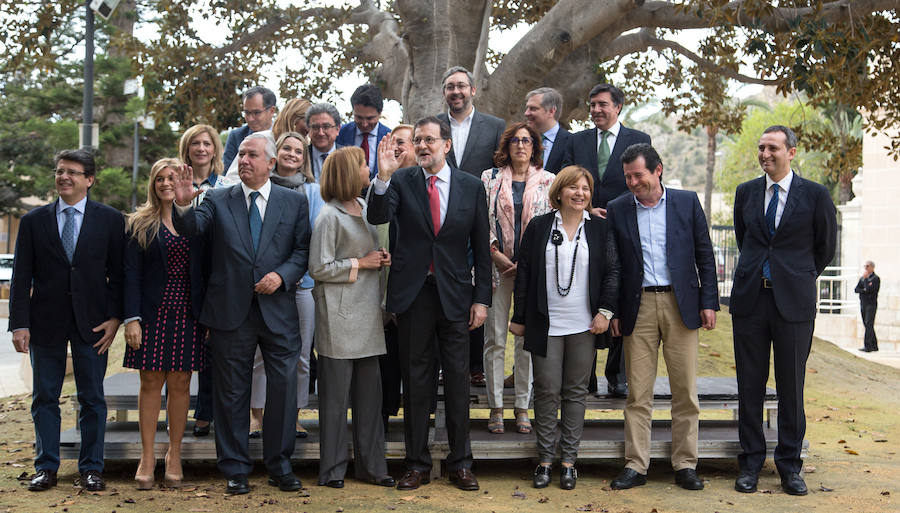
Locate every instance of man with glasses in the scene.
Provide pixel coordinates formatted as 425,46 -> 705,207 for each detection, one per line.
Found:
306,103 -> 344,181
224,86 -> 278,169
10,149 -> 125,492
524,87 -> 572,174
336,84 -> 392,179
368,117 -> 491,492
436,66 -> 505,388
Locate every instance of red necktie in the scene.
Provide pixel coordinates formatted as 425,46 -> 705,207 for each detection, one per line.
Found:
427,175 -> 441,272
360,132 -> 370,164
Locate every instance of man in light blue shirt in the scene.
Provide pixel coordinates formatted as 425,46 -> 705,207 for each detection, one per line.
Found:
524,87 -> 571,174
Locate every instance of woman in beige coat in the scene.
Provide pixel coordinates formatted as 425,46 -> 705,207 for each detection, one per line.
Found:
309,146 -> 395,489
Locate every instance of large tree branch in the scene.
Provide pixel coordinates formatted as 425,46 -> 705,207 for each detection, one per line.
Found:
642,32 -> 780,85
209,7 -> 344,60
348,0 -> 409,102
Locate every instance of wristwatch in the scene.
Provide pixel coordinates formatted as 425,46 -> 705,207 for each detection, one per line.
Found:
598,308 -> 613,320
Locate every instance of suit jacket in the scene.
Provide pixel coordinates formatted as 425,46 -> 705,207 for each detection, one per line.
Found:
544,126 -> 572,174
173,182 -> 310,334
336,121 -> 391,178
437,111 -> 506,177
123,226 -> 208,324
9,198 -> 125,345
730,174 -> 837,322
510,212 -> 620,356
563,125 -> 651,208
855,273 -> 880,306
606,188 -> 719,336
223,124 -> 253,170
366,165 -> 492,321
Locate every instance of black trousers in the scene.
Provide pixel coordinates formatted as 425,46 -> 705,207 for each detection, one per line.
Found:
380,319 -> 402,416
861,302 -> 878,351
732,288 -> 814,477
588,334 -> 627,392
397,280 -> 473,472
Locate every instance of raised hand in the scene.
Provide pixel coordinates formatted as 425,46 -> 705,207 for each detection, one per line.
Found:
377,133 -> 401,181
173,163 -> 201,206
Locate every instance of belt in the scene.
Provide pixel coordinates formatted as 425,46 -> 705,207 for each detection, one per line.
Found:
761,278 -> 774,289
643,285 -> 672,293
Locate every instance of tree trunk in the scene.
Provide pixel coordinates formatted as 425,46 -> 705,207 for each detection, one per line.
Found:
704,125 -> 717,223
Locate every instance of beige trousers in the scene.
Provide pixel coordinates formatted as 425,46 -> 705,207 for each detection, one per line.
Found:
623,291 -> 700,473
483,273 -> 532,409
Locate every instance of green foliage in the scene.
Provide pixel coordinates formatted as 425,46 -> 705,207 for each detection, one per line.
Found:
91,167 -> 142,212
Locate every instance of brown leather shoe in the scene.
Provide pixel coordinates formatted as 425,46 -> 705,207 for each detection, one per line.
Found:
396,469 -> 430,490
449,468 -> 479,491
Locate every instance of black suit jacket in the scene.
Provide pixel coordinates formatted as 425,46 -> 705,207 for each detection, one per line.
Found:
510,212 -> 620,356
730,174 -> 837,322
544,126 -> 572,174
563,125 -> 651,208
174,182 -> 310,334
366,165 -> 492,321
9,199 -> 125,345
607,189 -> 719,336
124,226 -> 208,324
855,273 -> 879,306
437,111 -> 506,177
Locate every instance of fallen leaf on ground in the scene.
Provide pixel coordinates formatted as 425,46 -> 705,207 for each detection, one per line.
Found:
538,495 -> 550,503
803,465 -> 816,473
837,439 -> 847,443
819,484 -> 834,492
511,490 -> 526,499
845,449 -> 859,455
882,491 -> 890,496
875,439 -> 888,442
699,343 -> 709,348
709,352 -> 721,357
194,492 -> 210,498
808,368 -> 818,373
400,496 -> 415,501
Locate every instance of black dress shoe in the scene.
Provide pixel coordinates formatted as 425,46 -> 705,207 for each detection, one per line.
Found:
80,470 -> 106,491
371,475 -> 396,487
193,421 -> 211,437
268,473 -> 302,491
608,383 -> 628,398
675,468 -> 704,490
781,472 -> 808,496
734,470 -> 758,493
28,469 -> 57,492
323,479 -> 344,488
226,474 -> 250,495
858,347 -> 872,352
560,466 -> 577,490
532,465 -> 551,489
248,430 -> 262,439
610,468 -> 647,489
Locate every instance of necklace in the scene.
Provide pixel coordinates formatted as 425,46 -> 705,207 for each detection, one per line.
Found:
553,217 -> 583,296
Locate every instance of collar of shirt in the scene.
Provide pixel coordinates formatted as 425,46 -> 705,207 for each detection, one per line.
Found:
241,178 -> 272,204
543,122 -> 560,144
57,195 -> 88,215
633,185 -> 667,210
553,209 -> 591,225
765,168 -> 794,194
312,144 -> 337,161
421,161 -> 452,184
598,120 -> 621,139
447,107 -> 475,127
355,125 -> 378,138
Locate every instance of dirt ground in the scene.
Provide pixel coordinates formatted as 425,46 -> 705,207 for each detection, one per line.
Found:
1,312 -> 898,513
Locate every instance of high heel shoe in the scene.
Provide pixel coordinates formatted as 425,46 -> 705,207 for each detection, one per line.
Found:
134,458 -> 156,490
164,453 -> 183,488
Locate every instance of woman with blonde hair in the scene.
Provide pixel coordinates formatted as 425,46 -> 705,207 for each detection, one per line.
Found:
123,158 -> 208,489
273,98 -> 312,139
178,124 -> 226,198
310,146 -> 394,488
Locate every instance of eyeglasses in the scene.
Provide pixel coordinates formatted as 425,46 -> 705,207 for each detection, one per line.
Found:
443,82 -> 470,92
309,124 -> 337,132
242,108 -> 272,118
54,168 -> 88,177
413,136 -> 444,145
510,137 -> 533,146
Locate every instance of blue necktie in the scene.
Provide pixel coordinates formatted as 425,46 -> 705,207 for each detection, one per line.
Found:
249,191 -> 262,253
61,207 -> 76,263
762,184 -> 779,280
542,135 -> 551,168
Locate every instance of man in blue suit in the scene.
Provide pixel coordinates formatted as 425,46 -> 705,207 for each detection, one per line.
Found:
173,133 -> 311,495
10,149 -> 125,492
730,126 -> 836,496
524,87 -> 572,174
223,86 -> 277,169
336,83 -> 391,179
606,144 -> 718,491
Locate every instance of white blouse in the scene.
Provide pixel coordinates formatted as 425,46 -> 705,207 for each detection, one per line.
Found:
545,211 -> 592,336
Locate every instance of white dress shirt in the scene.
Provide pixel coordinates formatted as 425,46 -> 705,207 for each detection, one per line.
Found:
764,170 -> 793,229
597,121 -> 622,157
56,196 -> 87,241
373,162 -> 451,226
449,108 -> 475,164
354,127 -> 378,172
241,179 -> 271,221
546,210 -> 592,336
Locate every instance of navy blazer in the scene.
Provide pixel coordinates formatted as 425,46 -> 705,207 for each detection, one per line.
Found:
563,125 -> 651,208
606,188 -> 719,336
366,165 -> 492,321
544,126 -> 572,174
173,182 -> 310,334
437,111 -> 506,177
510,212 -> 620,356
223,124 -> 253,170
336,121 -> 391,178
9,199 -> 125,345
123,225 -> 208,324
730,174 -> 836,322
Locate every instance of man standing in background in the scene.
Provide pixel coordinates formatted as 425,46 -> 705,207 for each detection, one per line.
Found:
855,260 -> 880,352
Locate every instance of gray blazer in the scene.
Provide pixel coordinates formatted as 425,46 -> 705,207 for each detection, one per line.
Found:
437,110 -> 506,177
309,199 -> 386,359
173,181 -> 310,335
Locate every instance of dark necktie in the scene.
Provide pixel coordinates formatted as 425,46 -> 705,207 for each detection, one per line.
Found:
427,175 -> 441,272
249,191 -> 262,253
360,132 -> 370,165
762,184 -> 779,280
542,134 -> 551,168
597,130 -> 611,179
61,207 -> 76,263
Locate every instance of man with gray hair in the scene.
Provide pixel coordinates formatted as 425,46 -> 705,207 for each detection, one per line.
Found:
224,86 -> 278,169
855,260 -> 880,352
524,87 -> 572,173
306,102 -> 345,180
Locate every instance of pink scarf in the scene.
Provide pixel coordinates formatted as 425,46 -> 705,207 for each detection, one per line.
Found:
494,164 -> 542,258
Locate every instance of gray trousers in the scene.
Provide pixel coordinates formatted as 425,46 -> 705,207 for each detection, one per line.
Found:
532,330 -> 595,464
317,355 -> 388,484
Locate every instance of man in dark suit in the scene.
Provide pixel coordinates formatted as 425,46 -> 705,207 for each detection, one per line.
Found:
524,87 -> 572,174
436,66 -> 505,387
336,83 -> 392,179
855,260 -> 880,352
10,149 -> 124,492
606,144 -> 718,491
563,83 -> 651,397
368,117 -> 491,491
173,133 -> 310,495
224,86 -> 277,169
307,102 -> 345,181
730,125 -> 837,496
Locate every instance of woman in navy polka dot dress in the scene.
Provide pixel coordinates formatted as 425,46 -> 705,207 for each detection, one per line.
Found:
122,158 -> 208,490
